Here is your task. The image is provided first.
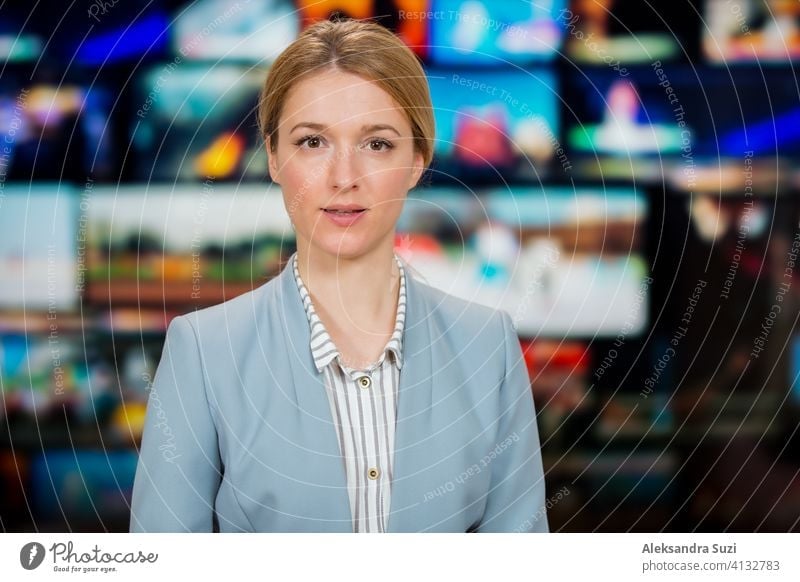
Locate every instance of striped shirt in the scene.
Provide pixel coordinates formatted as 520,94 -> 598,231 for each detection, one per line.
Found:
291,252 -> 406,533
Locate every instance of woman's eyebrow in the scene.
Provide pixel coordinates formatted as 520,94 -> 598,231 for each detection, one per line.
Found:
289,122 -> 401,136
361,123 -> 401,136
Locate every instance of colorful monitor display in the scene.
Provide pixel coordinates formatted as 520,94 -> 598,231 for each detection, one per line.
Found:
568,67 -> 800,159
566,74 -> 685,157
429,0 -> 565,65
0,81 -> 115,181
561,0 -> 688,64
132,65 -> 267,182
427,68 -> 559,177
296,0 -> 430,58
704,0 -> 800,62
0,184 -> 79,311
171,0 -> 299,62
45,2 -> 169,64
0,6 -> 42,62
85,185 -> 293,306
397,185 -> 649,337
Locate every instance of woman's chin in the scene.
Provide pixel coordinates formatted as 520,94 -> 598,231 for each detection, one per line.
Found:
310,238 -> 373,261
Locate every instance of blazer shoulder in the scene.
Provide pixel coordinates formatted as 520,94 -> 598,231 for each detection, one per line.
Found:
411,274 -> 506,339
178,275 -> 275,332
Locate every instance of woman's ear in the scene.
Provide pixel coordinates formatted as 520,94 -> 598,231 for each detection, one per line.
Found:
408,151 -> 425,189
266,136 -> 280,184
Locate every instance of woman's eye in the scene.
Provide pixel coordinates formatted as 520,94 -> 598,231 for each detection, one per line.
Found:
366,139 -> 394,152
295,135 -> 323,149
294,136 -> 393,151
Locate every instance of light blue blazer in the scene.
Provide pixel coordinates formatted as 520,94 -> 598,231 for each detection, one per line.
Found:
130,253 -> 549,532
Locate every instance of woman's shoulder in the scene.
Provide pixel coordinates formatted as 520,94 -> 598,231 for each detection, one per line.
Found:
176,276 -> 276,332
409,274 -> 507,339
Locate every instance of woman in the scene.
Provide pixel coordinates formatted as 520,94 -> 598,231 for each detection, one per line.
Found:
130,18 -> 548,533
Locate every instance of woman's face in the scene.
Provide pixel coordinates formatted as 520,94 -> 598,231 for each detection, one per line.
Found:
268,69 -> 425,261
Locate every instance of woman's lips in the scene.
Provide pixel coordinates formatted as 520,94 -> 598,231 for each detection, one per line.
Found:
322,208 -> 368,227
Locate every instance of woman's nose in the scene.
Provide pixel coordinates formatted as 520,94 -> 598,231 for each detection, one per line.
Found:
328,145 -> 360,190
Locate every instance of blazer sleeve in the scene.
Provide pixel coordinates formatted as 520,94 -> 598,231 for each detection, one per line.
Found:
129,315 -> 222,532
475,311 -> 549,532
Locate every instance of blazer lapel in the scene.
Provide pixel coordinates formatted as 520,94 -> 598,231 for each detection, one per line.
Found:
272,253 -> 435,533
273,255 -> 352,531
386,263 -> 434,532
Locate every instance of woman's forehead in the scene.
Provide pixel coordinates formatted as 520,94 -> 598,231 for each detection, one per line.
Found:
281,72 -> 409,131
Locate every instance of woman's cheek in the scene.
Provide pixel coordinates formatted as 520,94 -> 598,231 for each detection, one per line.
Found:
281,171 -> 314,210
281,183 -> 311,221
380,167 -> 415,196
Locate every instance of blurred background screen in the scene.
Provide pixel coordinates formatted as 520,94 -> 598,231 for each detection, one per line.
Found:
1,0 -> 800,533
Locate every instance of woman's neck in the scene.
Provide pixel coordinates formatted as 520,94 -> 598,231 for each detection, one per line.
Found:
295,244 -> 401,331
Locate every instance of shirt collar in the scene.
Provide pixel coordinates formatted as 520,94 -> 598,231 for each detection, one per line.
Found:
292,252 -> 406,374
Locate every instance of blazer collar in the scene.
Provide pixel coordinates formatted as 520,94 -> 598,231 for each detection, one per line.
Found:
290,251 -> 408,373
273,251 -> 434,532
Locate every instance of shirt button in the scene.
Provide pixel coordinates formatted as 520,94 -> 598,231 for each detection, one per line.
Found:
359,376 -> 371,389
367,467 -> 380,480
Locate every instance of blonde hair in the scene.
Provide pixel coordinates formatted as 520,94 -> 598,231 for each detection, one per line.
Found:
257,18 -> 435,173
